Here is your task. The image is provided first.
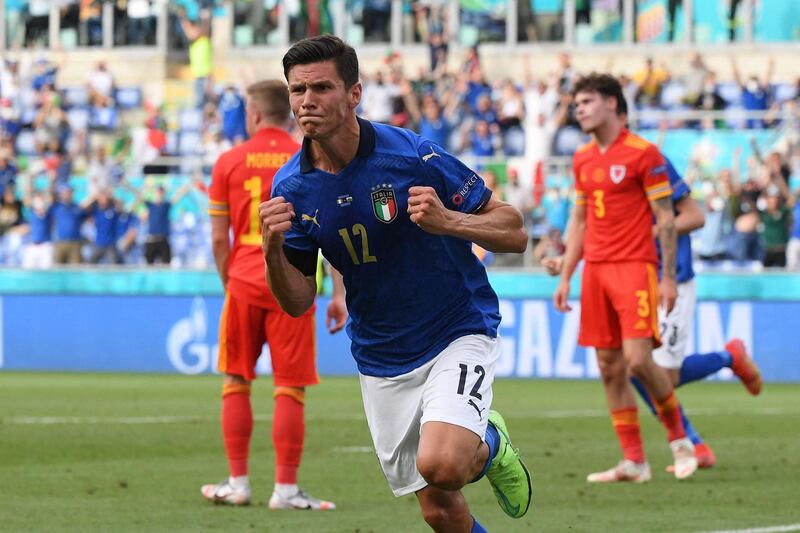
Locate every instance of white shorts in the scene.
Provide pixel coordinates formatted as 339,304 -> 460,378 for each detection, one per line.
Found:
359,334 -> 499,497
22,242 -> 53,269
652,279 -> 696,369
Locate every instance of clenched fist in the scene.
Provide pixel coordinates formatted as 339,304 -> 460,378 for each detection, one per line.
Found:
259,196 -> 295,254
407,186 -> 452,234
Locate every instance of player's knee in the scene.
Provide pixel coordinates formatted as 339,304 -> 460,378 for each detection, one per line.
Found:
626,353 -> 651,378
598,359 -> 626,386
416,452 -> 468,490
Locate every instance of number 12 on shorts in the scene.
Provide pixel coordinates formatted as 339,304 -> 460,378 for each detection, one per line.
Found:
457,363 -> 485,400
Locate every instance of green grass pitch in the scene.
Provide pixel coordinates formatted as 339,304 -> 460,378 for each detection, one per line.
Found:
1,373 -> 798,532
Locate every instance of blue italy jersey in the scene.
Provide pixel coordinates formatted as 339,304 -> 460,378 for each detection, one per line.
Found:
272,118 -> 500,378
656,158 -> 694,283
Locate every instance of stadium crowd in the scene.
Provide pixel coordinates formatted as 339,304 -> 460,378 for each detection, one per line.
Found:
0,11 -> 798,270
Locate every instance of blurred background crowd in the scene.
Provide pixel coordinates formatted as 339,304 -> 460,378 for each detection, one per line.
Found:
0,0 -> 798,270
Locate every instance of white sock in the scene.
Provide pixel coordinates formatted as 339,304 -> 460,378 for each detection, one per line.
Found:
274,483 -> 298,498
229,475 -> 249,489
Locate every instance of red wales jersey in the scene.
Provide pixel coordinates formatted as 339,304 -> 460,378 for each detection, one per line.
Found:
209,127 -> 300,309
573,128 -> 671,264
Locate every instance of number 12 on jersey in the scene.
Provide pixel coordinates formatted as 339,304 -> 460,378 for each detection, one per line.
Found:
338,224 -> 377,265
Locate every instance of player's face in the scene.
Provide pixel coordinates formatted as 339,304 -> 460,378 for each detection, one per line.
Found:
287,60 -> 361,140
574,90 -> 613,134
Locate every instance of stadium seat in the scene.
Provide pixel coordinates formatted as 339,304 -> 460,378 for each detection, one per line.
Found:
178,108 -> 204,131
660,82 -> 687,108
553,127 -> 585,156
15,129 -> 36,155
67,107 -> 90,131
717,83 -> 742,105
115,87 -> 143,109
63,86 -> 90,107
90,107 -> 118,129
773,83 -> 797,102
178,131 -> 202,155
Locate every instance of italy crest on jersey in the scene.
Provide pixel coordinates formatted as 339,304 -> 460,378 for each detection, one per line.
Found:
371,185 -> 397,224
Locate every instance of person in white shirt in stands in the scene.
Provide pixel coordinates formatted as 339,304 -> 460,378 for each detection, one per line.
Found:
86,61 -> 115,108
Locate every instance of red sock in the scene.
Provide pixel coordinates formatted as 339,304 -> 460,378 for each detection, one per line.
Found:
655,392 -> 686,442
273,388 -> 305,484
222,383 -> 253,478
611,407 -> 646,463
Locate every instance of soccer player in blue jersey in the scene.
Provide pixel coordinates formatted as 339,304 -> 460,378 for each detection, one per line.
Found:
544,156 -> 762,469
259,36 -> 532,533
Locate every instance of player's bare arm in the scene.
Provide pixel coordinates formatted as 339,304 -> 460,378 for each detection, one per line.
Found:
651,195 -> 678,312
326,267 -> 347,334
259,196 -> 317,317
674,196 -> 705,235
210,214 -> 231,288
407,187 -> 527,253
554,205 -> 586,312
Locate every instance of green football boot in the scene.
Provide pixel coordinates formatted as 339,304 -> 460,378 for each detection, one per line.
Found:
485,410 -> 533,519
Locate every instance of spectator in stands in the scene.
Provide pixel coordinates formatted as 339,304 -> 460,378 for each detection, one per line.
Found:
31,57 -> 60,94
729,187 -> 763,263
86,61 -> 116,108
556,51 -> 577,93
0,98 -> 22,141
633,57 -> 670,106
126,0 -> 155,45
502,167 -> 533,222
87,188 -> 123,264
178,7 -> 213,109
428,31 -> 449,74
691,71 -> 726,129
26,0 -> 51,47
33,90 -> 70,154
732,57 -> 773,128
403,90 -> 457,151
0,59 -> 22,104
683,51 -> 709,104
0,149 -> 18,196
86,145 -> 114,198
52,183 -> 91,265
362,70 -> 396,124
497,79 -> 525,130
696,180 -> 734,262
129,180 -> 196,265
79,0 -> 104,46
116,206 -> 140,264
524,91 -> 570,164
218,85 -> 247,144
463,119 -> 500,157
473,92 -> 498,126
363,0 -> 391,41
532,226 -> 566,266
21,176 -> 54,269
787,188 -> 800,270
0,183 -> 24,237
759,185 -> 793,267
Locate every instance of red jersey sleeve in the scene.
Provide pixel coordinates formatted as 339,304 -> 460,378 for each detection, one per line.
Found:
208,155 -> 229,217
573,157 -> 586,207
641,145 -> 671,202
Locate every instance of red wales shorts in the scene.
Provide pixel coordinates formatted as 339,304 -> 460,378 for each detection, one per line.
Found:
217,292 -> 319,385
578,261 -> 661,350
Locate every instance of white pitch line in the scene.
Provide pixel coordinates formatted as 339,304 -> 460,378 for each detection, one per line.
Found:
332,446 -> 374,453
697,523 -> 800,533
2,407 -> 797,426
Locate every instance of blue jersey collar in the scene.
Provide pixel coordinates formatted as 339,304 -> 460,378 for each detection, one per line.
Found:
299,116 -> 376,173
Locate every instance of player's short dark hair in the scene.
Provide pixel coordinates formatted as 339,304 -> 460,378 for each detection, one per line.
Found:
572,73 -> 628,116
246,79 -> 290,121
282,35 -> 359,89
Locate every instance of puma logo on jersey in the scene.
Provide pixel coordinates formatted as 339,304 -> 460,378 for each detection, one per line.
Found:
422,146 -> 441,162
301,209 -> 320,228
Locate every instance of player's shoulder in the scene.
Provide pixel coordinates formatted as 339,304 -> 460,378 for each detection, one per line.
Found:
271,151 -> 304,196
574,140 -> 595,155
621,131 -> 656,153
572,141 -> 595,167
371,121 -> 424,157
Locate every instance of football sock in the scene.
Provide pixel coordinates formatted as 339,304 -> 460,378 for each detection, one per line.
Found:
611,407 -> 646,463
654,391 -> 687,442
274,482 -> 299,499
631,377 -> 703,445
471,516 -> 489,533
273,387 -> 305,485
222,383 -> 253,478
678,351 -> 733,386
471,421 -> 500,483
